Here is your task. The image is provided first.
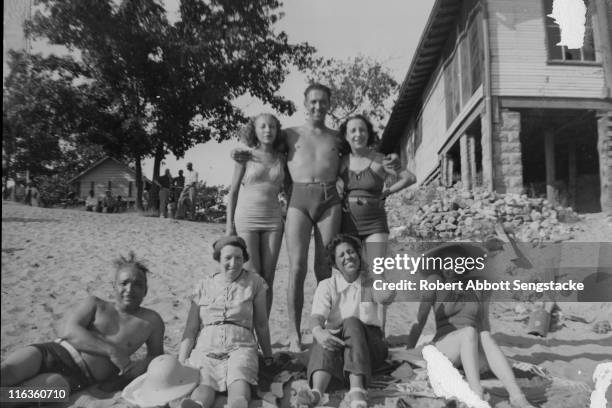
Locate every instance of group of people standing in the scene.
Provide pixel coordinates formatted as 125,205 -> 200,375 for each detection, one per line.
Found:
0,83 -> 535,408
227,83 -> 414,349
154,162 -> 199,220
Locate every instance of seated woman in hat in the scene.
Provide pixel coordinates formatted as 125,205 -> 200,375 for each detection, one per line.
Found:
298,234 -> 394,408
406,243 -> 535,408
178,236 -> 273,408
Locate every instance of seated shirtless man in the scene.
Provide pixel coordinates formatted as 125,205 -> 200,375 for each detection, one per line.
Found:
0,252 -> 165,395
233,84 -> 399,351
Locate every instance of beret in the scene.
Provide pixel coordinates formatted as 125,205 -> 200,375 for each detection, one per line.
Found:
212,236 -> 249,262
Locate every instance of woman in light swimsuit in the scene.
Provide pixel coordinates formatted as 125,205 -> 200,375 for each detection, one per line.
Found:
226,113 -> 285,314
407,244 -> 536,408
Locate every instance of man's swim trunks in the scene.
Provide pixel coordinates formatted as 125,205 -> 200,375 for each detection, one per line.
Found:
30,340 -> 95,391
289,182 -> 341,222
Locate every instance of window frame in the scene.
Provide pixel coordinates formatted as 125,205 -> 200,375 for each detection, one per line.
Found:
542,0 -> 599,64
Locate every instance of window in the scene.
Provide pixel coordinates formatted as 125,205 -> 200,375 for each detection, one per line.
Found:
108,180 -> 112,190
544,0 -> 596,62
90,181 -> 94,193
128,181 -> 133,197
444,13 -> 483,127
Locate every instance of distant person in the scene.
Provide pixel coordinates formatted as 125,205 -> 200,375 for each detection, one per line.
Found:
0,252 -> 165,394
157,169 -> 172,218
102,190 -> 116,213
85,190 -> 98,211
177,163 -> 198,220
226,113 -> 286,315
116,196 -> 126,213
172,169 -> 185,218
25,182 -> 33,205
143,187 -> 151,211
174,169 -> 185,190
29,183 -> 40,207
15,181 -> 26,203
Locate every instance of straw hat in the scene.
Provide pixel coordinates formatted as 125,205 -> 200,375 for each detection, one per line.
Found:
122,355 -> 200,408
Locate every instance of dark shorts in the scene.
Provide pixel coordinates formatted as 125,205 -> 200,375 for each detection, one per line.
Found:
30,342 -> 92,391
289,182 -> 341,222
307,318 -> 388,388
342,197 -> 389,238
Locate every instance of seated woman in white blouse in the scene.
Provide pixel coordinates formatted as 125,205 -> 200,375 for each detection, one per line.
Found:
299,234 -> 394,408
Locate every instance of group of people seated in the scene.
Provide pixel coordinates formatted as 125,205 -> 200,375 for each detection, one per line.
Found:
85,190 -> 127,213
0,235 -> 535,408
0,84 -> 535,408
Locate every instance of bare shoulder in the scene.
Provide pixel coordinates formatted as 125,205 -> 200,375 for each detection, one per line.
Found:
284,126 -> 301,139
324,127 -> 339,137
138,307 -> 165,327
371,151 -> 385,163
85,295 -> 110,310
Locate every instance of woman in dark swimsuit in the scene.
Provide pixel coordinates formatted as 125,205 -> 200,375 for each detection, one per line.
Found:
407,244 -> 536,408
338,114 -> 415,331
339,114 -> 415,267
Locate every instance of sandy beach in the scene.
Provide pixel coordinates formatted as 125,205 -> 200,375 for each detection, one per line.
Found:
2,201 -> 611,407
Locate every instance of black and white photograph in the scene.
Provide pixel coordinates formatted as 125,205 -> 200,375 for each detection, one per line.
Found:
2,0 -> 612,407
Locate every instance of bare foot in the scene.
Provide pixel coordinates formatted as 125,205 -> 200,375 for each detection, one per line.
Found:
509,393 -> 536,408
288,337 -> 303,353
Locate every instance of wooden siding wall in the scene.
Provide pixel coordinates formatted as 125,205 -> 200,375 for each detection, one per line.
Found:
413,70 -> 448,182
399,117 -> 417,174
77,161 -> 135,201
489,0 -> 605,97
399,1 -> 483,186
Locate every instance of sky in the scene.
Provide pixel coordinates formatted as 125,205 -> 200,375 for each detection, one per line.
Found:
5,0 -> 435,186
142,0 -> 436,186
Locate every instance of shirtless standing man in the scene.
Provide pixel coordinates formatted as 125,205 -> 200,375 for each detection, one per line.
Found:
1,252 -> 165,394
283,84 -> 344,351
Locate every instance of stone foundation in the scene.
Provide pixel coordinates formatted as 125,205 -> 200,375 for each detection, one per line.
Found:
598,111 -> 612,214
492,110 -> 523,194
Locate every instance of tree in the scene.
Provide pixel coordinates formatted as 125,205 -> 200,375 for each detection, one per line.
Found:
24,0 -> 314,209
305,55 -> 399,132
3,51 -> 103,187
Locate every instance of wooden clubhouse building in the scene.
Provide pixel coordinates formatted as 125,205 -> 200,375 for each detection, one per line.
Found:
381,0 -> 612,213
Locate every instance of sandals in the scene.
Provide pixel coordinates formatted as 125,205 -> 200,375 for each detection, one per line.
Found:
346,387 -> 368,408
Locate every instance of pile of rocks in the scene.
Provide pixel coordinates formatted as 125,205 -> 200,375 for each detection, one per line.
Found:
386,186 -> 582,242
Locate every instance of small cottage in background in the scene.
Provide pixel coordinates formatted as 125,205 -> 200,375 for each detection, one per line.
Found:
381,0 -> 612,213
68,157 -> 150,205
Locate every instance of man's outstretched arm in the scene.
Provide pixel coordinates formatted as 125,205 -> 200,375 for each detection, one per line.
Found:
60,296 -> 131,371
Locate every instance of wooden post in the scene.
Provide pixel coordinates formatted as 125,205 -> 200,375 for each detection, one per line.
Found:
460,134 -> 471,189
545,130 -> 557,204
440,155 -> 448,187
447,155 -> 455,187
468,134 -> 478,188
568,140 -> 577,208
593,0 -> 612,97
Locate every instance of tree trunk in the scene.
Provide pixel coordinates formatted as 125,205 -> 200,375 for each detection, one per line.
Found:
135,155 -> 144,211
149,143 -> 164,212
